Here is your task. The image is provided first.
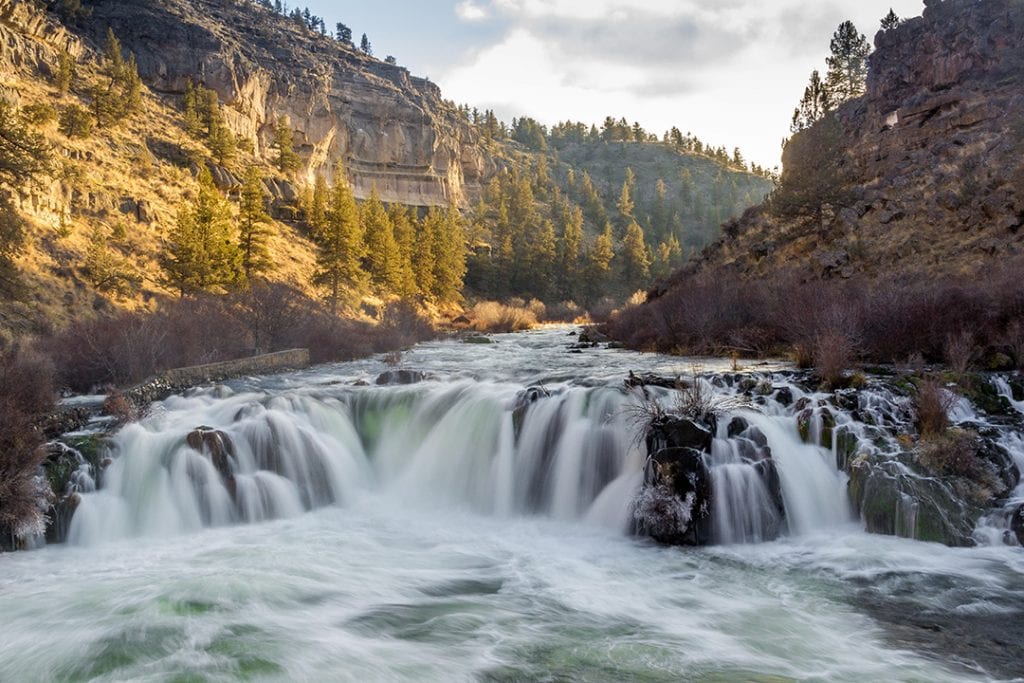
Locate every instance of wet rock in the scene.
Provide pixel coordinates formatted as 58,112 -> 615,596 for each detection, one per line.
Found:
1012,504 -> 1024,546
185,428 -> 236,498
512,385 -> 551,440
726,417 -> 749,438
774,386 -> 794,407
375,369 -> 426,385
646,415 -> 714,455
633,447 -> 712,545
463,335 -> 493,344
624,371 -> 677,390
753,458 -> 787,530
848,455 -> 981,546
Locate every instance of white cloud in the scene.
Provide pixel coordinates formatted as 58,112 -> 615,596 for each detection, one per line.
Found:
455,0 -> 489,22
437,0 -> 925,168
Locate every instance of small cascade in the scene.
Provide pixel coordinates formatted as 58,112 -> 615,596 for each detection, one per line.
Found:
707,425 -> 786,544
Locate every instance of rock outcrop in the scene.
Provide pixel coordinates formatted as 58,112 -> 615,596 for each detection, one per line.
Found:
697,0 -> 1024,279
79,0 -> 496,207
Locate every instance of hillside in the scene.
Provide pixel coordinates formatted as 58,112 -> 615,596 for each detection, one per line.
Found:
0,0 -> 772,339
610,0 -> 1024,367
694,0 -> 1024,280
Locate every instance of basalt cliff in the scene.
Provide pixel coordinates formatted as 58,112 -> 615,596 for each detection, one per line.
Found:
78,0 -> 494,207
696,0 -> 1024,280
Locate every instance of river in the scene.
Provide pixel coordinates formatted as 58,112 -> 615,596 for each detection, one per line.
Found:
1,328 -> 1021,682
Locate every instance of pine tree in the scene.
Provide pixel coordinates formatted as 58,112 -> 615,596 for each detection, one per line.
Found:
881,9 -> 900,30
431,204 -> 467,303
360,33 -> 373,55
825,21 -> 870,103
615,178 -> 634,231
412,210 -> 436,297
122,53 -> 143,115
103,28 -> 124,82
55,49 -> 75,95
313,168 -> 365,313
388,203 -> 418,297
557,205 -> 583,301
791,70 -> 832,132
361,185 -> 401,294
620,221 -> 650,284
584,224 -> 615,305
164,167 -> 239,295
182,80 -> 204,137
336,23 -> 352,44
274,116 -> 300,172
84,225 -> 130,294
651,234 -> 682,279
238,167 -> 273,282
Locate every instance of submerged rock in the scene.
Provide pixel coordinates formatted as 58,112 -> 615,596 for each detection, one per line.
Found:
185,428 -> 236,498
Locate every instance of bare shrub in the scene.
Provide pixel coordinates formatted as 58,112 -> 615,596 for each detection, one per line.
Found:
545,300 -> 581,323
526,298 -> 546,321
470,301 -> 537,333
791,344 -> 814,369
813,330 -> 855,388
1005,319 -> 1024,371
915,376 -> 956,439
917,429 -> 999,503
944,330 -> 976,376
0,345 -> 55,544
376,299 -> 435,351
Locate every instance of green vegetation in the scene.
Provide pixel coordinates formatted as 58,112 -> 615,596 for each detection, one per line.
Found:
163,167 -> 239,295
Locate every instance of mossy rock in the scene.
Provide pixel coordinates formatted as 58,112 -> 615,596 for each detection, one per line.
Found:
849,456 -> 980,546
966,378 -> 1013,416
463,335 -> 493,344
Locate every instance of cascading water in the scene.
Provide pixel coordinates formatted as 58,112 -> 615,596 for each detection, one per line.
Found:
68,381 -> 650,545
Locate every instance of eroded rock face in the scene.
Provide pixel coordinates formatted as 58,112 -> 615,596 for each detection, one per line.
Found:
699,0 -> 1024,279
79,0 -> 496,207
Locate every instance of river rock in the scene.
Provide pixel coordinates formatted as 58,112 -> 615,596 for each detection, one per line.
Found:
185,428 -> 236,497
633,447 -> 712,545
646,415 -> 714,454
375,369 -> 426,385
848,454 -> 981,546
1012,504 -> 1024,546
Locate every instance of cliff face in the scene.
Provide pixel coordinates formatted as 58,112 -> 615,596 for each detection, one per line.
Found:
80,0 -> 495,207
698,0 -> 1024,279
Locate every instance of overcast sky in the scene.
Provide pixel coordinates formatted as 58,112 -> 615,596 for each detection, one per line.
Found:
303,0 -> 925,169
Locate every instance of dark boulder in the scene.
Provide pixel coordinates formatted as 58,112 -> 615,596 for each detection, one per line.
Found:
1012,504 -> 1024,546
646,415 -> 715,454
375,369 -> 426,385
774,386 -> 794,407
633,447 -> 713,545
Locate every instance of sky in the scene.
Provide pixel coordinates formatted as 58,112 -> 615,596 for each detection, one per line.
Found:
303,0 -> 925,169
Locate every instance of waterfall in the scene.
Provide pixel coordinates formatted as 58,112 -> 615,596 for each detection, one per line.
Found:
68,383 -> 647,545
66,369 -> 869,548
